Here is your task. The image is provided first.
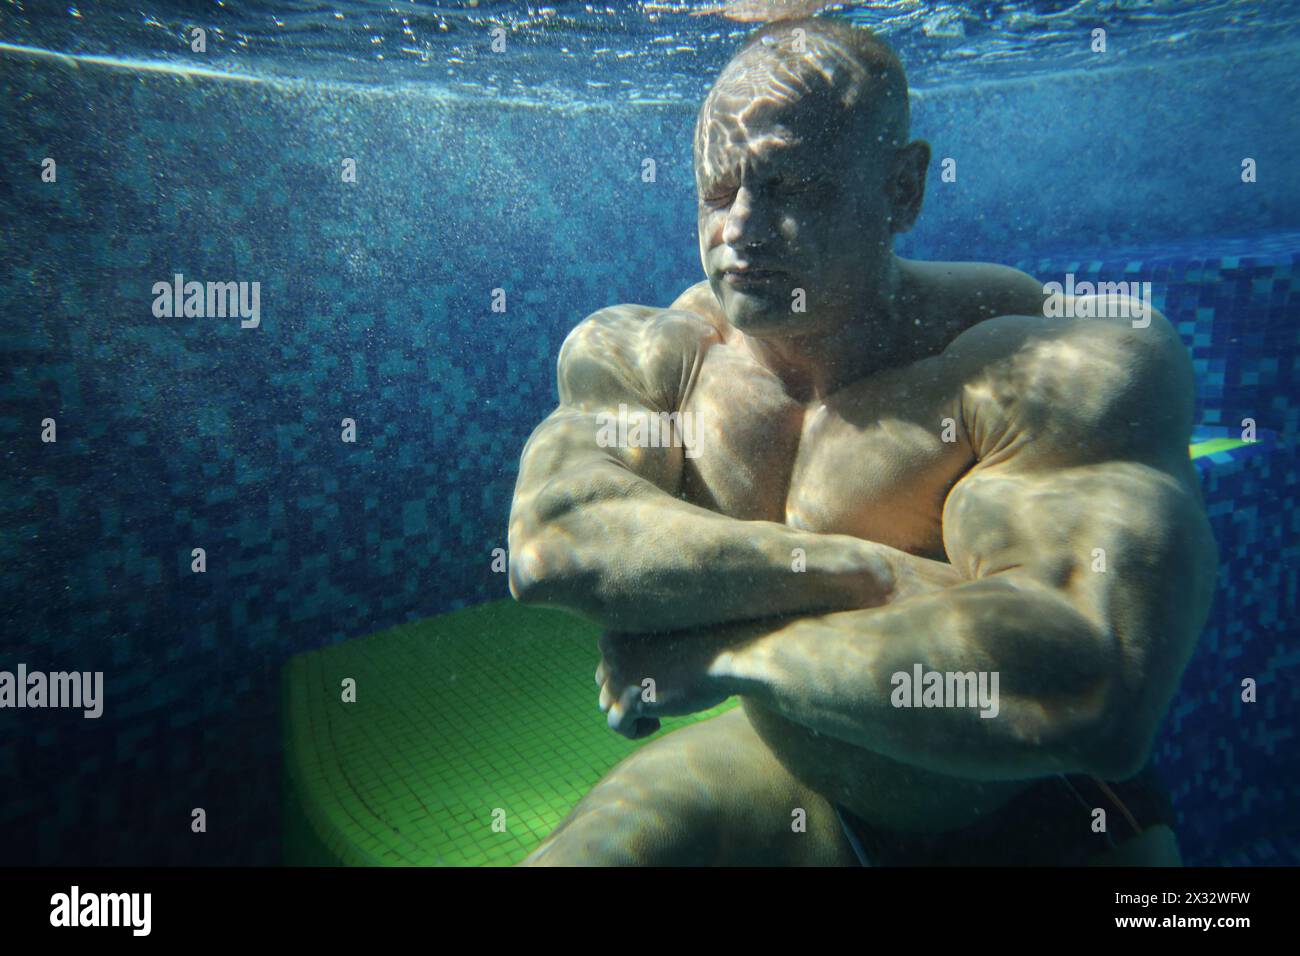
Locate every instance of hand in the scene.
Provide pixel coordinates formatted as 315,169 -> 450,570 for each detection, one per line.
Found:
595,629 -> 733,740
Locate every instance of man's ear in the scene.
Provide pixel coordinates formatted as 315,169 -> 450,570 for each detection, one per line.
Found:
888,139 -> 931,234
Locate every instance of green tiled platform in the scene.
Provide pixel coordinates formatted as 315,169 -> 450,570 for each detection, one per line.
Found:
282,599 -> 737,866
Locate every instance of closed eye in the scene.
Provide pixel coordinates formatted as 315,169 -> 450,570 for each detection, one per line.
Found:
702,178 -> 820,207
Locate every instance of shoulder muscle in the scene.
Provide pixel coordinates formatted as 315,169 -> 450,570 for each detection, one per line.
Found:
947,306 -> 1193,470
557,304 -> 719,413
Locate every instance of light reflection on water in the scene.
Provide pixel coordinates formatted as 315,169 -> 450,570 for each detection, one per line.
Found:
0,1 -> 1295,106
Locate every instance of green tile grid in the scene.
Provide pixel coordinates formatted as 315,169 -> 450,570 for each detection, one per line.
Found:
282,599 -> 738,866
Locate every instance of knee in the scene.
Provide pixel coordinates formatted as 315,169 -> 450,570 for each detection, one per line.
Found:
520,752 -> 720,866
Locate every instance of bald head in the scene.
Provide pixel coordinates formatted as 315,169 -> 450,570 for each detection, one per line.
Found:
694,17 -> 911,193
691,16 -> 929,343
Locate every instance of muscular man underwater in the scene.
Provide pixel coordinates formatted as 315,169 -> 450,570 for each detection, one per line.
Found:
508,17 -> 1217,866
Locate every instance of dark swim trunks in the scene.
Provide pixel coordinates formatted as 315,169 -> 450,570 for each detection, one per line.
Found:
834,762 -> 1176,866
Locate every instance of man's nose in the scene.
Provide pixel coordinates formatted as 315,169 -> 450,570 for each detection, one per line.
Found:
721,186 -> 773,247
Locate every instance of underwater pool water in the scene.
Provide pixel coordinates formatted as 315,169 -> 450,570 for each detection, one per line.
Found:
1,1 -> 1298,868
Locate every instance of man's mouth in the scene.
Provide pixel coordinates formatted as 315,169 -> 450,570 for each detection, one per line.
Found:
723,266 -> 785,286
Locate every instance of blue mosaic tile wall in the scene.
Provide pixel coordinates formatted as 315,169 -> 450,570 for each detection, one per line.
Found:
1,54 -> 1296,865
1175,444 -> 1300,865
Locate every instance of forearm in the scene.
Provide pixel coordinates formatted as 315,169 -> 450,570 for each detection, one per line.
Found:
711,571 -> 1126,781
511,478 -> 905,633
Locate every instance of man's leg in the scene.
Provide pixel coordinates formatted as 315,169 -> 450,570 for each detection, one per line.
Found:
520,707 -> 857,866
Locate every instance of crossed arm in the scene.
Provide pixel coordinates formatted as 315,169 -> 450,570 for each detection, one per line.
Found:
509,305 -> 1218,783
507,304 -> 913,631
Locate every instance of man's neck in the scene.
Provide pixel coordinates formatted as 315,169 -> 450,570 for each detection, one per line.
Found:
737,257 -> 916,402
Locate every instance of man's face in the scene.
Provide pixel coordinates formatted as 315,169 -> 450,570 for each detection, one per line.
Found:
696,84 -> 898,339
